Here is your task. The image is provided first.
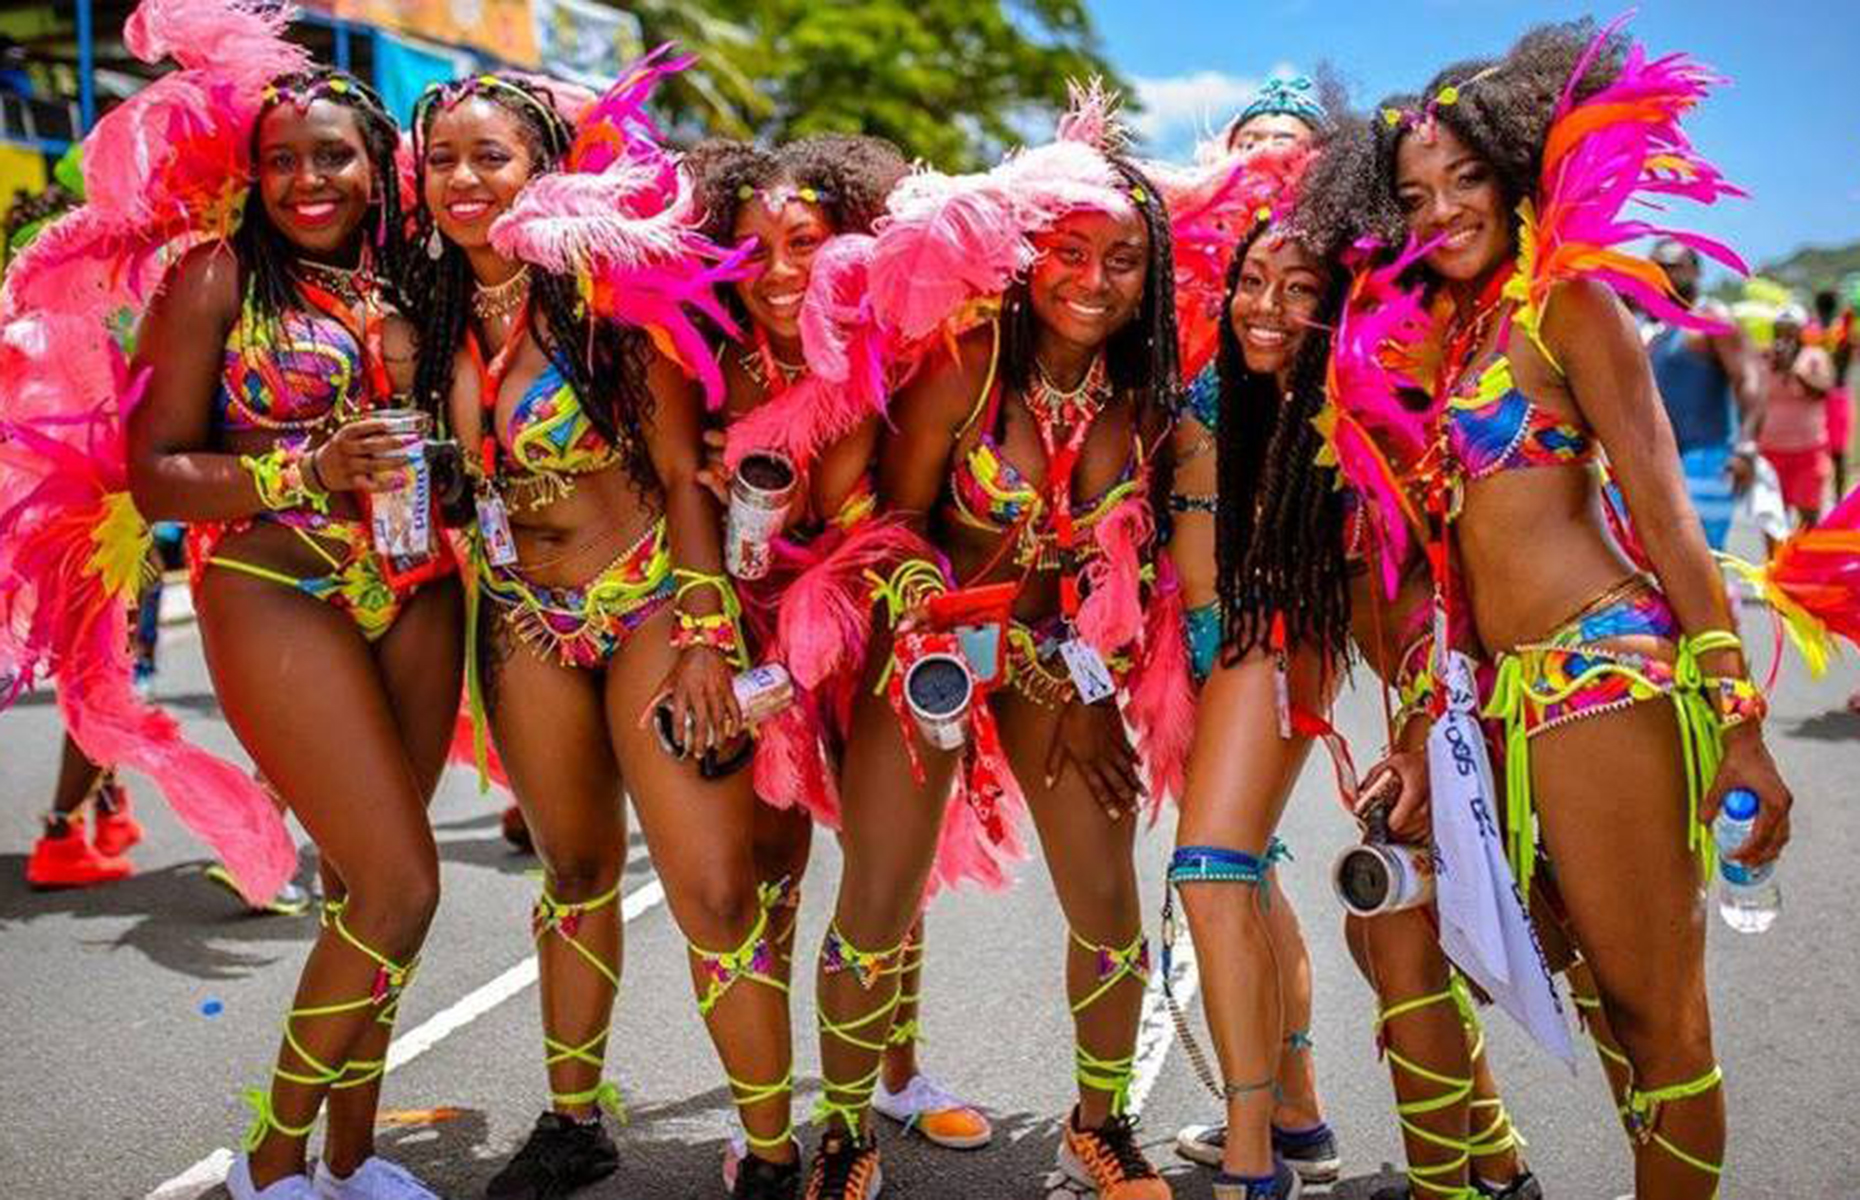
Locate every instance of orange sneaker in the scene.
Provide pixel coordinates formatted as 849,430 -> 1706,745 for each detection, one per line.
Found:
873,1073 -> 992,1150
804,1132 -> 882,1200
91,783 -> 143,857
1057,1109 -> 1170,1199
27,818 -> 134,889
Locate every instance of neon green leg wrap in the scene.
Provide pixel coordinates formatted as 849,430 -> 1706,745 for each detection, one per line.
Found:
243,902 -> 418,1151
883,933 -> 925,1048
1377,986 -> 1477,1199
815,922 -> 905,1141
1068,928 -> 1151,1117
1621,1065 -> 1725,1196
690,893 -> 794,1154
532,879 -> 626,1119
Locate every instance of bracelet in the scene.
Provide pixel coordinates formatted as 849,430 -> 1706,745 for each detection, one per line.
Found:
240,445 -> 329,514
1707,675 -> 1767,730
671,569 -> 747,667
869,558 -> 949,626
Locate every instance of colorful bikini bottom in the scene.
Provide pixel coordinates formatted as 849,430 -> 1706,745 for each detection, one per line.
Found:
195,513 -> 419,643
1483,575 -> 1728,899
478,519 -> 674,669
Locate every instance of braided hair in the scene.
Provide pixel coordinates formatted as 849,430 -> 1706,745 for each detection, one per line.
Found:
1356,20 -> 1628,252
999,156 -> 1182,426
234,69 -> 408,325
407,74 -> 659,499
1212,214 -> 1354,664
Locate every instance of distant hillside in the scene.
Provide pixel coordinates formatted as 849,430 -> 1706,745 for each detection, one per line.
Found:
1750,239 -> 1860,299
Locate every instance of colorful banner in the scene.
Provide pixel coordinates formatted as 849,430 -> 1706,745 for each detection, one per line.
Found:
535,0 -> 643,89
333,0 -> 539,67
374,31 -> 473,124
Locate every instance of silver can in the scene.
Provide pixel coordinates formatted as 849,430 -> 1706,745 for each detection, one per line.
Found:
724,451 -> 797,580
904,653 -> 973,750
368,408 -> 432,558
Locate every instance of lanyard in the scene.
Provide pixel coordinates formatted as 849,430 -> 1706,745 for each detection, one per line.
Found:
1034,393 -> 1102,622
294,279 -> 390,407
464,304 -> 532,485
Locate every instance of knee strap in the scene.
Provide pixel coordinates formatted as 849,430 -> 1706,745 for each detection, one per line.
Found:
690,904 -> 788,1018
815,922 -> 906,1139
1160,840 -> 1284,978
531,880 -> 624,1116
1623,1065 -> 1724,1187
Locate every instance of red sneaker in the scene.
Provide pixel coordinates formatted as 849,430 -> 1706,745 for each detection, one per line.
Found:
27,818 -> 134,889
91,784 -> 144,857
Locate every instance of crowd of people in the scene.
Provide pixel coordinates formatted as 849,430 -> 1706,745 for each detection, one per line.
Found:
3,4 -> 1854,1200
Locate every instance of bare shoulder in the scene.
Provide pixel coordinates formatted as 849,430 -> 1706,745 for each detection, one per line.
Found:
898,321 -> 997,429
151,243 -> 241,325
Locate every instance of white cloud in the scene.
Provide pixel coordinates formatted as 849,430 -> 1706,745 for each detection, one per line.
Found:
1129,63 -> 1305,160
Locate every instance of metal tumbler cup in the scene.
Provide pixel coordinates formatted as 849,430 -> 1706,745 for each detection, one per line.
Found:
368,408 -> 432,558
1332,841 -> 1437,917
903,653 -> 974,750
724,452 -> 797,580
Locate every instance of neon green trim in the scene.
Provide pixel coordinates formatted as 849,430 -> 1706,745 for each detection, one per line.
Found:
1068,929 -> 1149,1116
1378,988 -> 1475,1198
883,937 -> 925,1047
1623,1065 -> 1724,1188
727,1066 -> 796,1152
531,879 -> 623,1114
242,905 -> 416,1150
206,556 -> 304,589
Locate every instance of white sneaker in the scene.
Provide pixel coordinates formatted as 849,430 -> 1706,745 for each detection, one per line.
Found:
226,1154 -> 318,1200
313,1156 -> 440,1199
871,1073 -> 993,1149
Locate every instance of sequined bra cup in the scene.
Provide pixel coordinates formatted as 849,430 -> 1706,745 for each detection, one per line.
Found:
217,289 -> 365,434
1446,355 -> 1594,481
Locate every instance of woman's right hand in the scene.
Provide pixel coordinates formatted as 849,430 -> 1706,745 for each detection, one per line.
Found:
310,418 -> 415,494
1358,749 -> 1431,843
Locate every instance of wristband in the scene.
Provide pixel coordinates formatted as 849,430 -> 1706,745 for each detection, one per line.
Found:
240,444 -> 329,514
671,569 -> 747,668
1707,675 -> 1767,730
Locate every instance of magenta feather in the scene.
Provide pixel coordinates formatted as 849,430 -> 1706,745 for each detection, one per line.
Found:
869,179 -> 1028,345
1077,496 -> 1149,657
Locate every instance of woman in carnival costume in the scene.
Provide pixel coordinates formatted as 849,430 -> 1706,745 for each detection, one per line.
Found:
789,85 -> 1194,1200
1154,99 -> 1540,1197
683,133 -> 994,1181
1158,76 -> 1343,1191
3,3 -> 458,1196
1333,19 -> 1794,1198
408,57 -> 797,1199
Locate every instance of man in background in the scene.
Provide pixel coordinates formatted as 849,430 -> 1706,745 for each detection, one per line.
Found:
1647,240 -> 1766,548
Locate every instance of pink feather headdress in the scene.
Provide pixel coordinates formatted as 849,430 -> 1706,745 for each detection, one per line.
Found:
866,79 -> 1142,352
0,0 -> 314,902
489,46 -> 749,407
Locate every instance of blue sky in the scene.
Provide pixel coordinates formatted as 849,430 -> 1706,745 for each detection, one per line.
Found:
1087,1 -> 1858,271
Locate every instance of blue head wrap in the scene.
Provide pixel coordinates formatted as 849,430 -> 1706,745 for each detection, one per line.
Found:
1235,76 -> 1329,133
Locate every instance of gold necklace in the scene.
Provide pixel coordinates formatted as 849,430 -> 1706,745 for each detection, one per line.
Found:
472,266 -> 532,322
1027,353 -> 1111,428
294,257 -> 369,308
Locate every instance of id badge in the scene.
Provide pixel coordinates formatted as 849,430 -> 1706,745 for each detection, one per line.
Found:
1058,637 -> 1116,705
477,494 -> 518,566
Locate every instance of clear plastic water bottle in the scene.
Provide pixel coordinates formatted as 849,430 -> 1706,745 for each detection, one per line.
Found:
1714,788 -> 1781,934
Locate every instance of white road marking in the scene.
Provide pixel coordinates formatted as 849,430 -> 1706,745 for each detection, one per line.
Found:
1127,931 -> 1201,1116
144,877 -> 667,1200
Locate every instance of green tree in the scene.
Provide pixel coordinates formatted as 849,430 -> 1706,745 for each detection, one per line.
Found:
626,0 -> 772,138
697,0 -> 1130,170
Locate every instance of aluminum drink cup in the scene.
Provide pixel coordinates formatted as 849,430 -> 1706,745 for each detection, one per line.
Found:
1331,841 -> 1436,917
904,653 -> 973,750
725,452 -> 797,580
732,663 -> 796,726
369,409 -> 432,557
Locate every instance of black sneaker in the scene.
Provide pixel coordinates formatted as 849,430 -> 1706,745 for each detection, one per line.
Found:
804,1132 -> 882,1200
485,1111 -> 619,1199
733,1150 -> 801,1200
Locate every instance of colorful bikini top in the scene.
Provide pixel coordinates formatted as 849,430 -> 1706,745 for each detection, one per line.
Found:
467,320 -> 622,511
217,281 -> 374,436
945,327 -> 1147,571
1444,353 -> 1594,482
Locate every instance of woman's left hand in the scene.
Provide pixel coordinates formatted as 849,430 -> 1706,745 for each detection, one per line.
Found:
644,645 -> 742,757
1043,700 -> 1143,821
1358,749 -> 1431,843
1702,727 -> 1793,866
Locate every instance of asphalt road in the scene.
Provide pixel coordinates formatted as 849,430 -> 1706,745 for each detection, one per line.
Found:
2,552 -> 1856,1200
